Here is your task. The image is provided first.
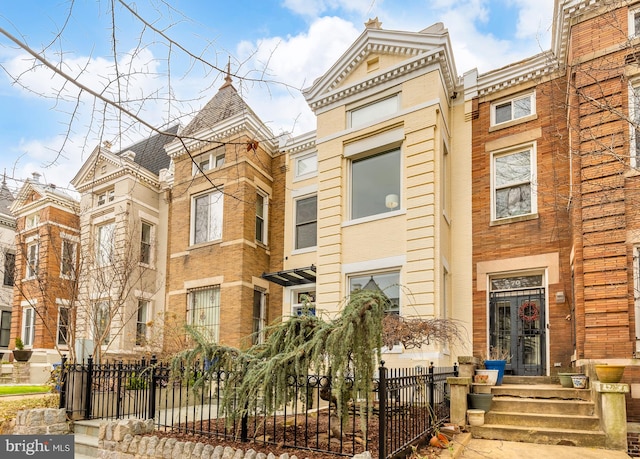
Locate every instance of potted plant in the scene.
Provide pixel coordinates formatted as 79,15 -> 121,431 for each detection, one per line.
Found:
482,346 -> 510,386
13,337 -> 32,362
595,364 -> 626,383
556,366 -> 581,388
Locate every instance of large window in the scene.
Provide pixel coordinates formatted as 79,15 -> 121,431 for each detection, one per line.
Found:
349,95 -> 399,128
140,222 -> 152,264
192,191 -> 224,244
630,6 -> 640,37
22,307 -> 35,347
492,147 -> 535,220
255,191 -> 268,244
97,222 -> 115,266
491,93 -> 535,126
94,301 -> 110,345
188,286 -> 220,341
0,310 -> 11,347
57,307 -> 70,346
252,288 -> 266,345
295,195 -> 317,250
295,152 -> 318,179
60,239 -> 76,278
26,242 -> 39,278
349,271 -> 400,315
351,149 -> 401,220
630,84 -> 640,167
3,252 -> 14,286
136,300 -> 149,346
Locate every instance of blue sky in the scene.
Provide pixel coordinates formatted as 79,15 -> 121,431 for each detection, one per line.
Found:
0,0 -> 554,195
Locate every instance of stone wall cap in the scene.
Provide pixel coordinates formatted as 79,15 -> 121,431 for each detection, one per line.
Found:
592,381 -> 630,393
447,376 -> 472,385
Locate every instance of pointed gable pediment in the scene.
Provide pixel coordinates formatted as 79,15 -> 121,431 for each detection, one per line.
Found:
11,177 -> 78,216
304,22 -> 458,113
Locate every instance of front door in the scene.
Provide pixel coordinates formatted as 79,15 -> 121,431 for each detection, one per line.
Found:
489,287 -> 545,376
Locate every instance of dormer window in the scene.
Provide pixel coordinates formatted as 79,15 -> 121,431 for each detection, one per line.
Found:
97,189 -> 115,206
25,213 -> 39,229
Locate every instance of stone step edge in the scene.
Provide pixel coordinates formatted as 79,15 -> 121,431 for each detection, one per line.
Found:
475,423 -> 606,436
74,432 -> 99,447
486,410 -> 599,420
492,395 -> 594,404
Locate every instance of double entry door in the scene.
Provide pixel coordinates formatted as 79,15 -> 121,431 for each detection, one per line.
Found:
489,287 -> 545,376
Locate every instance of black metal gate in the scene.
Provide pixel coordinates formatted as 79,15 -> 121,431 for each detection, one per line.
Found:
490,288 -> 545,376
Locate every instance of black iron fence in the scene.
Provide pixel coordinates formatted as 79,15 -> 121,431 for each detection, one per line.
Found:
59,355 -> 457,459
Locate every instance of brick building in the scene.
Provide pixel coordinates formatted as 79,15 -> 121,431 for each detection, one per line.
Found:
0,176 -> 16,357
163,72 -> 285,350
9,173 -> 79,372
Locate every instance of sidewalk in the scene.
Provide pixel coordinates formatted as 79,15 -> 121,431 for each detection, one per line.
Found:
443,433 -> 632,458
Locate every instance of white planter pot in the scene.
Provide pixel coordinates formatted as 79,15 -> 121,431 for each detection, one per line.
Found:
467,409 -> 485,426
475,369 -> 499,385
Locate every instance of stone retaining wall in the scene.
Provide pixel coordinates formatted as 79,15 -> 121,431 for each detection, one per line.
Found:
98,419 -> 372,459
13,408 -> 70,435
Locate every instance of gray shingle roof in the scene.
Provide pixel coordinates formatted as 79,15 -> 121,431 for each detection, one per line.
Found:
0,177 -> 15,217
117,124 -> 179,175
181,82 -> 256,137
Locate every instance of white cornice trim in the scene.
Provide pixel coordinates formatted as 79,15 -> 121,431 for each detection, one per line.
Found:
476,52 -> 559,97
282,131 -> 316,154
165,112 -> 276,158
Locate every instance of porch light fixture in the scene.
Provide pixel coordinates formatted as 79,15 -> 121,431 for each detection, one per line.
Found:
385,193 -> 399,209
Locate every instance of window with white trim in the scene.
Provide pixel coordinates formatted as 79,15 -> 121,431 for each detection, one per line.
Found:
60,239 -> 76,278
0,310 -> 10,348
255,191 -> 268,244
252,288 -> 266,345
192,190 -> 224,244
351,149 -> 401,220
3,252 -> 14,286
292,290 -> 316,316
57,306 -> 70,346
140,222 -> 153,265
94,300 -> 110,345
97,189 -> 115,206
294,152 -> 317,179
491,92 -> 535,126
492,146 -> 536,221
349,271 -> 400,315
630,83 -> 640,168
22,307 -> 35,347
295,195 -> 317,250
349,94 -> 399,128
136,300 -> 149,346
26,241 -> 39,278
25,213 -> 39,229
96,222 -> 115,266
630,6 -> 640,37
188,286 -> 220,341
192,148 -> 225,175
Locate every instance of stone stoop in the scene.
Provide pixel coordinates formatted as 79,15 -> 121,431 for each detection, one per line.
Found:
73,419 -> 101,458
470,383 -> 607,448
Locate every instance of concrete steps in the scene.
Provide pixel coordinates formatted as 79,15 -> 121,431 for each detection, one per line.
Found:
73,419 -> 101,457
469,382 -> 606,448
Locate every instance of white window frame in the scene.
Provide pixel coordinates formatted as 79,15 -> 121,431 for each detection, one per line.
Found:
630,82 -> 640,169
60,238 -> 77,279
26,240 -> 39,279
350,148 -> 402,221
294,194 -> 317,252
192,148 -> 225,175
135,299 -> 149,346
630,6 -> 640,37
3,251 -> 15,287
97,189 -> 115,206
294,152 -> 318,180
490,92 -> 535,127
96,222 -> 115,266
255,190 -> 268,245
252,288 -> 266,345
348,270 -> 401,316
187,286 -> 221,342
25,212 -> 39,229
291,288 -> 316,316
57,304 -> 70,347
491,143 -> 537,222
22,307 -> 35,347
140,221 -> 153,265
348,94 -> 399,128
0,309 -> 11,348
191,190 -> 224,245
94,300 -> 110,346
442,142 -> 451,221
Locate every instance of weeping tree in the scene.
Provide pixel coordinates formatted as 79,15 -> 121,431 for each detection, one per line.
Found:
171,289 -> 464,425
